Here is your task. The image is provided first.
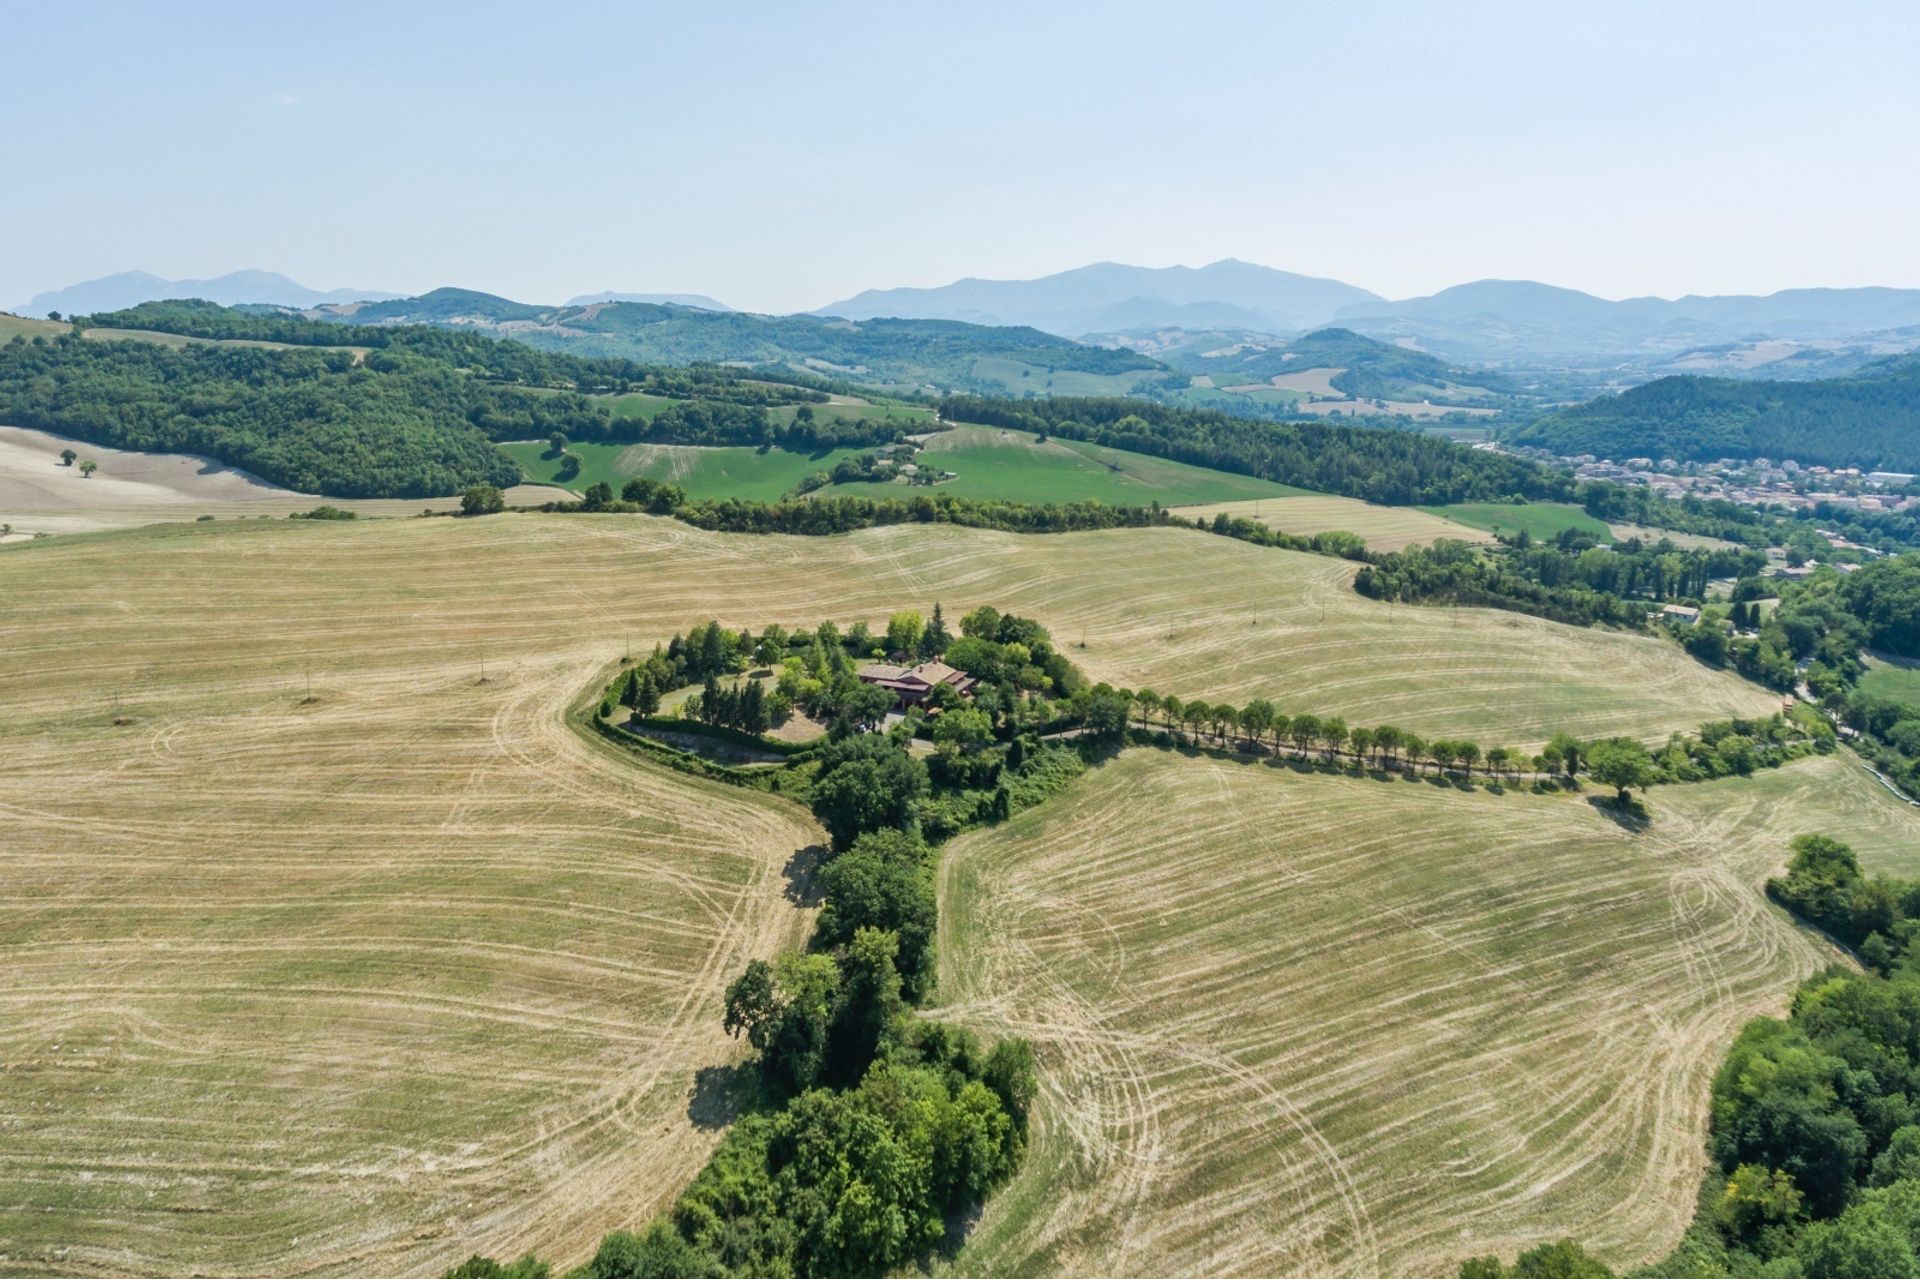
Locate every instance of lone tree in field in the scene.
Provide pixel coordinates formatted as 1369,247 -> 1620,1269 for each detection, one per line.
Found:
60,448 -> 76,466
1586,738 -> 1656,802
548,431 -> 568,457
461,484 -> 505,516
78,459 -> 97,478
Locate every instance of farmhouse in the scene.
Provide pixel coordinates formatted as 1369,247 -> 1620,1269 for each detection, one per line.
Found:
856,659 -> 977,706
1660,604 -> 1702,624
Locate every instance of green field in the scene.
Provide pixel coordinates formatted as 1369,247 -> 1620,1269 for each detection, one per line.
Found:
768,399 -> 935,427
598,391 -> 935,429
501,440 -> 869,500
1417,501 -> 1612,541
1,313 -> 71,342
895,425 -> 1312,506
1860,656 -> 1920,712
603,391 -> 683,422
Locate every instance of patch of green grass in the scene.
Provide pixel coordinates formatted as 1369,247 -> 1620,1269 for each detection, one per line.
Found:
1416,501 -> 1611,541
896,426 -> 1312,506
1860,657 -> 1920,712
0,313 -> 69,342
499,441 -> 634,493
603,392 -> 683,422
767,400 -> 935,427
499,440 -> 870,501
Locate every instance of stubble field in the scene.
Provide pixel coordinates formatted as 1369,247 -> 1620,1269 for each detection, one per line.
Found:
0,512 -> 1784,1275
935,750 -> 1914,1278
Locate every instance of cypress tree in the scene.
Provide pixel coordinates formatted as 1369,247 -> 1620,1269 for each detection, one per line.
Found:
742,680 -> 769,736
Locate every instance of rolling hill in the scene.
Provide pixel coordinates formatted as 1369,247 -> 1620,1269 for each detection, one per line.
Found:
318,288 -> 1164,392
1508,353 -> 1920,470
1159,326 -> 1519,406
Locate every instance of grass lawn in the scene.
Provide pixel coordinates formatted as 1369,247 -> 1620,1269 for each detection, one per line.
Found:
499,439 -> 869,501
1417,501 -> 1612,541
899,425 -> 1312,506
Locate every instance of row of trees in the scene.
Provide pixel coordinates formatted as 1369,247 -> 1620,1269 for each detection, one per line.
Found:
1130,687 -> 1825,800
543,480 -> 1184,538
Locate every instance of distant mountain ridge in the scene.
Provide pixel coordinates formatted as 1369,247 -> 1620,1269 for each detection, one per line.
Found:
816,259 -> 1383,337
19,270 -> 399,317
1334,279 -> 1920,363
818,262 -> 1920,368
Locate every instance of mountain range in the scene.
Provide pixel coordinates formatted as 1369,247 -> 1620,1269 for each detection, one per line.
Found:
1332,280 -> 1920,364
21,262 -> 1920,380
18,270 -> 399,317
818,259 -> 1382,336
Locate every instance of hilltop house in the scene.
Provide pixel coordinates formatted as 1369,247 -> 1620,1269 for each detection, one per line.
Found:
856,660 -> 977,707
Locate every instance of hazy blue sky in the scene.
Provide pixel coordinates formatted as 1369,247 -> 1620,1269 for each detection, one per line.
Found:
5,1 -> 1917,313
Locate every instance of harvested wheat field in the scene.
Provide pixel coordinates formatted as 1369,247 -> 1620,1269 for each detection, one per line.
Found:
1172,495 -> 1498,551
934,751 -> 1905,1279
1654,751 -> 1920,879
0,513 -> 1779,1276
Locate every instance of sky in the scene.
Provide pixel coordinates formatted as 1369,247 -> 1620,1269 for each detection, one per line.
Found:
5,1 -> 1919,314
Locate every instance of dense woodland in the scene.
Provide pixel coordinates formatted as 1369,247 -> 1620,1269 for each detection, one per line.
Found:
1356,529 -> 1768,628
0,334 -> 530,497
1513,354 -> 1920,471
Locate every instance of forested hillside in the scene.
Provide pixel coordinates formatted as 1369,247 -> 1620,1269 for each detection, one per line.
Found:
0,304 -> 849,498
1509,355 -> 1920,469
0,336 -> 531,497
